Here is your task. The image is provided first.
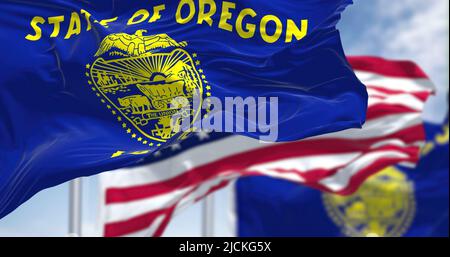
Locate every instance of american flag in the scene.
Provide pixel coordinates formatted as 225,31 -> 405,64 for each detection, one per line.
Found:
98,57 -> 434,237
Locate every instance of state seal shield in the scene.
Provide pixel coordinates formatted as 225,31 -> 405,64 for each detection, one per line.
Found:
86,30 -> 208,146
323,167 -> 416,237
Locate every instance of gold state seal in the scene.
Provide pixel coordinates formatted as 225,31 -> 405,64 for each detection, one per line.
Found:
86,30 -> 209,146
323,167 -> 416,237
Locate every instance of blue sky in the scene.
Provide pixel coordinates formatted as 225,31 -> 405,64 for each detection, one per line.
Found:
0,0 -> 448,236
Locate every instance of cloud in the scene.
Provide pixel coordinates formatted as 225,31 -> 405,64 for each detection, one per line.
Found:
341,0 -> 449,122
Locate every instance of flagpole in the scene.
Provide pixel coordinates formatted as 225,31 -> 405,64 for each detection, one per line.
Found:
68,178 -> 82,237
202,194 -> 214,237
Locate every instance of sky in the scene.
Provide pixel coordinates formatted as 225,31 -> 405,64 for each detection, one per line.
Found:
0,0 -> 448,237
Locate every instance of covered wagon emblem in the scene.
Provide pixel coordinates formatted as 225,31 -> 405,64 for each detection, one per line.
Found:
86,30 -> 209,145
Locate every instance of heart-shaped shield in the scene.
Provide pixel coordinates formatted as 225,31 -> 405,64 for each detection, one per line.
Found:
86,31 -> 207,146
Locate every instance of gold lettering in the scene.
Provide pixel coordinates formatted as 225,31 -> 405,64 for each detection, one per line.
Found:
97,17 -> 118,28
48,15 -> 64,38
260,15 -> 282,43
127,9 -> 150,25
25,16 -> 45,41
198,0 -> 217,26
176,0 -> 196,24
149,4 -> 166,23
236,8 -> 257,39
80,9 -> 93,31
219,1 -> 236,32
64,12 -> 81,39
286,19 -> 308,43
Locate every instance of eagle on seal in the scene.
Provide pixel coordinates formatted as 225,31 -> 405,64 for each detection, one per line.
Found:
95,29 -> 188,57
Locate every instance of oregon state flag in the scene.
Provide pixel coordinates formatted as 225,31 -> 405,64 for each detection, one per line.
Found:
0,0 -> 366,218
235,119 -> 449,237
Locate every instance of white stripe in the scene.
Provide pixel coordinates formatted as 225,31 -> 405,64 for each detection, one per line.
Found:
249,170 -> 304,182
101,113 -> 421,190
355,71 -> 435,92
104,152 -> 358,223
370,138 -> 417,149
312,113 -> 421,140
122,214 -> 167,237
366,87 -> 428,98
106,145 -> 420,236
397,161 -> 418,169
101,139 -> 420,224
104,187 -> 192,223
173,173 -> 241,217
246,153 -> 360,174
366,88 -> 393,99
104,174 -> 241,229
319,150 -> 410,191
368,94 -> 426,111
101,140 -> 423,235
99,136 -> 268,188
104,170 -> 303,235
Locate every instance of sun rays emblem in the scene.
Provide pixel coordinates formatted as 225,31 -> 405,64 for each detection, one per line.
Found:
86,30 -> 211,146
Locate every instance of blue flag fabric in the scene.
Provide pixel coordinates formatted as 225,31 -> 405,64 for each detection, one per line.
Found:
236,120 -> 449,237
0,0 -> 366,218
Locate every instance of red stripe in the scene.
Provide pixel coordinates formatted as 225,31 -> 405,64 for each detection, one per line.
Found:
366,104 -> 418,120
152,208 -> 175,237
348,56 -> 429,79
304,148 -> 420,196
367,85 -> 432,102
104,207 -> 173,237
105,125 -> 425,204
103,182 -> 232,237
194,180 -> 230,203
104,145 -> 420,237
339,152 -> 420,195
252,144 -> 420,182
